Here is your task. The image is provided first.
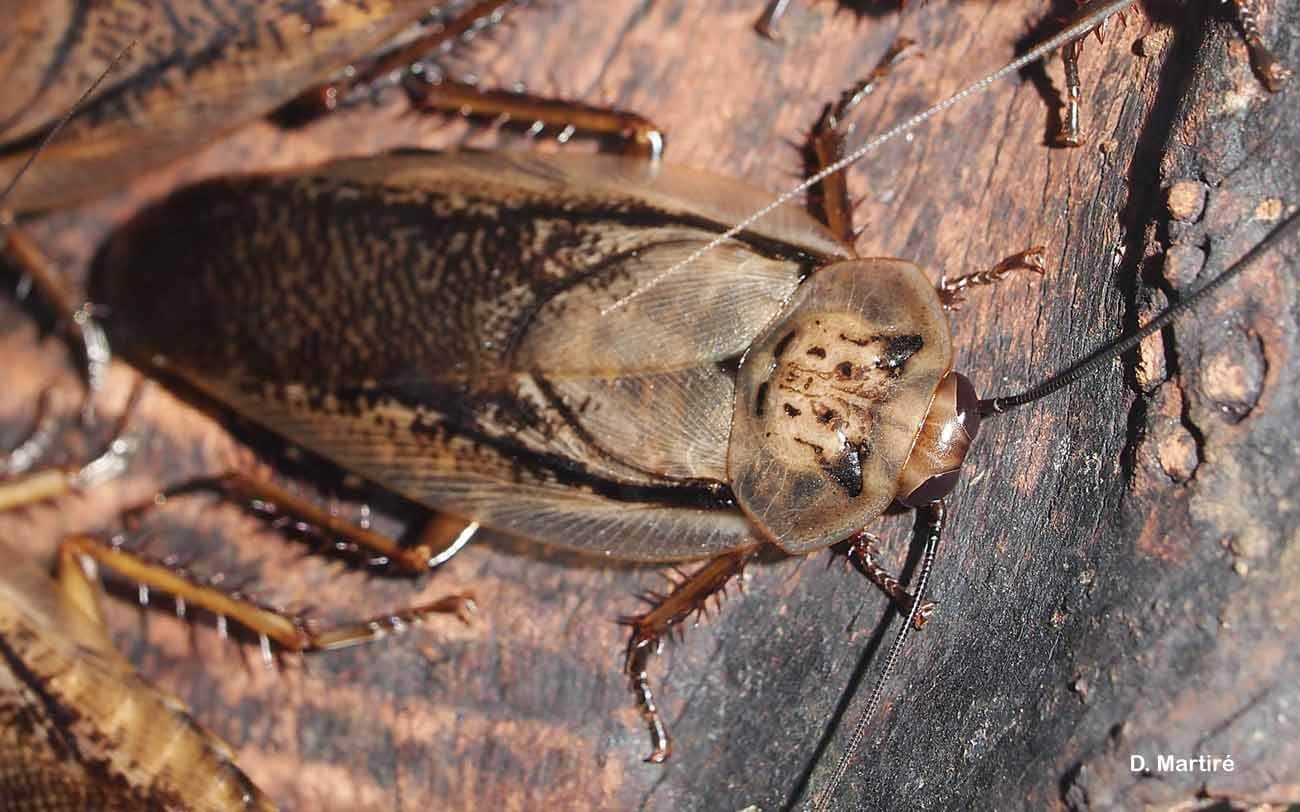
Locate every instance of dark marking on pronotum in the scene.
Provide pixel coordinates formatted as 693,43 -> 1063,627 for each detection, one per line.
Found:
880,334 -> 924,371
755,381 -> 770,416
806,346 -> 826,358
784,403 -> 802,417
825,445 -> 865,498
773,330 -> 797,358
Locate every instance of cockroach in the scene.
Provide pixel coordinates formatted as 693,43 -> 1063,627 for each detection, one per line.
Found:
0,0 -> 615,214
0,533 -> 276,810
0,1 -> 1294,810
755,0 -> 1291,146
13,0 -> 1286,805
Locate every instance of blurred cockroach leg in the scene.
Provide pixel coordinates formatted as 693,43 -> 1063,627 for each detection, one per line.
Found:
1053,0 -> 1288,146
55,534 -> 475,658
1,224 -> 111,419
277,1 -> 664,154
122,471 -> 477,574
404,77 -> 666,159
618,549 -> 756,763
1230,0 -> 1292,91
754,0 -> 793,39
938,247 -> 1048,310
276,0 -> 532,125
841,531 -> 936,630
0,378 -> 143,512
805,38 -> 920,244
1,388 -> 60,478
1057,38 -> 1085,148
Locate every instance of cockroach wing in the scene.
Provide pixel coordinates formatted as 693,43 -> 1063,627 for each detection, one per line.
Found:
90,151 -> 852,562
0,539 -> 274,810
0,0 -> 437,211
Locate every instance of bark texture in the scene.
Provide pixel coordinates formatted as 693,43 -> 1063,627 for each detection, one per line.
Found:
1,1 -> 1296,810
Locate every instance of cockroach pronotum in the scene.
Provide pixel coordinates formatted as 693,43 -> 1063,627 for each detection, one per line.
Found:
1,0 -> 1296,808
756,0 -> 1292,147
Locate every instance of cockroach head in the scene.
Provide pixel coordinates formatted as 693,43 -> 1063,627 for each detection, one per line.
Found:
728,259 -> 971,553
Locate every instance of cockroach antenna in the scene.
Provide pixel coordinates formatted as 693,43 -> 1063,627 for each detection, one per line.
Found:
1,42 -> 135,415
807,206 -> 1299,812
981,209 -> 1300,416
601,0 -> 1138,317
0,43 -> 135,216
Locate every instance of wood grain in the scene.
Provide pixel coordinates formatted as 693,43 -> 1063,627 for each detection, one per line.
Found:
1,1 -> 1296,809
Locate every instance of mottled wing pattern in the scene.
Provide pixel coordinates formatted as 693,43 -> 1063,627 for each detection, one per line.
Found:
0,0 -> 437,210
91,152 -> 850,561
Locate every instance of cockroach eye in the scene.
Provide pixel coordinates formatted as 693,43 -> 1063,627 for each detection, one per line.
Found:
897,372 -> 980,507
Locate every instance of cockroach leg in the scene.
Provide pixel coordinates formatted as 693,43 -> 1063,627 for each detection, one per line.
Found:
938,246 -> 1048,310
1229,0 -> 1293,91
1057,39 -> 1086,148
805,39 -> 919,244
841,531 -> 936,629
404,77 -> 666,159
1,388 -> 60,477
1,226 -> 110,418
121,471 -> 474,575
755,0 -> 793,39
0,379 -> 143,511
1053,0 -> 1290,146
274,0 -> 524,124
55,534 -> 474,655
618,549 -> 757,762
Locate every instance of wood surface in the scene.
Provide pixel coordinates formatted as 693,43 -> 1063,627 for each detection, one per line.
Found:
1,1 -> 1297,810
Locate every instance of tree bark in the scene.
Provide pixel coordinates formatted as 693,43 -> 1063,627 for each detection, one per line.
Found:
1,1 -> 1296,810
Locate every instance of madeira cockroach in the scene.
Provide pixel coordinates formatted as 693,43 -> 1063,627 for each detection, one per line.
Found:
0,532 -> 275,810
755,0 -> 1291,146
2,1 -> 1300,805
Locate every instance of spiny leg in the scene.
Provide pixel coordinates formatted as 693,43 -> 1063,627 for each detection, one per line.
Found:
404,77 -> 665,159
811,500 -> 946,811
122,471 -> 477,575
840,530 -> 936,630
277,0 -> 523,121
618,549 -> 757,762
1055,0 -> 1290,146
55,535 -> 474,658
805,38 -> 919,244
1,225 -> 110,418
276,1 -> 667,157
939,246 -> 1047,310
1229,0 -> 1293,91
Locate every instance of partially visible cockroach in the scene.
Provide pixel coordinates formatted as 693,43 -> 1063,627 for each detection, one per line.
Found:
0,532 -> 276,810
756,0 -> 1292,146
0,0 -> 661,214
24,0 -> 1287,803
